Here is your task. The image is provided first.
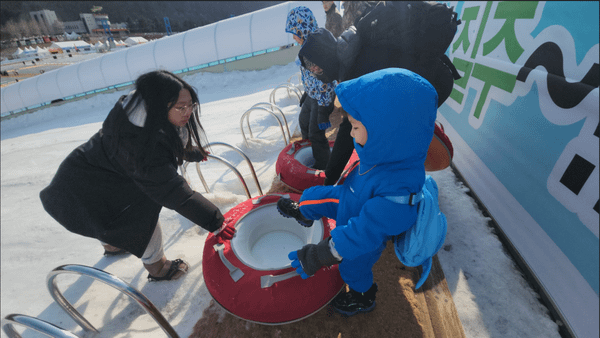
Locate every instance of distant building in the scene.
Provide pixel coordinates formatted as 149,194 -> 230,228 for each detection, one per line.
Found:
63,20 -> 88,34
49,41 -> 93,53
79,13 -> 101,33
80,13 -> 128,35
28,10 -> 127,36
30,9 -> 59,30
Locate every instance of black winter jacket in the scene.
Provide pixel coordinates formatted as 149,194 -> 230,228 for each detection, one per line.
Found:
40,96 -> 224,257
299,27 -> 456,107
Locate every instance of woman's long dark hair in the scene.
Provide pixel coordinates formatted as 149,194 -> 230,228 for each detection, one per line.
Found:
126,70 -> 209,169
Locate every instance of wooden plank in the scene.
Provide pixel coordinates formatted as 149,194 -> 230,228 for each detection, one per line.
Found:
422,256 -> 467,338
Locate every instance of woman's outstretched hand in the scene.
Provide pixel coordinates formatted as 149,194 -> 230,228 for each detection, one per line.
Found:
214,217 -> 236,243
184,148 -> 209,162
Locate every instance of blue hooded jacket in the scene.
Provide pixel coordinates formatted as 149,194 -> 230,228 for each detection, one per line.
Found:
299,68 -> 438,261
285,6 -> 336,107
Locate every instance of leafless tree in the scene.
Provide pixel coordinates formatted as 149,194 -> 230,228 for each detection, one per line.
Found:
2,20 -> 21,40
16,20 -> 31,39
2,18 -> 62,40
28,20 -> 42,36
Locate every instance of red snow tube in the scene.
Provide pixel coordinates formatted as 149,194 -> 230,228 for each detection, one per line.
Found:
276,140 -> 359,192
425,122 -> 454,172
202,193 -> 344,324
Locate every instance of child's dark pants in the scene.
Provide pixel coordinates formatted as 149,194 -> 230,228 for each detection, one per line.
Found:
299,96 -> 330,170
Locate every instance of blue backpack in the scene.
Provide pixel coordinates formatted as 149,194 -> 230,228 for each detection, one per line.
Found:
385,175 -> 447,289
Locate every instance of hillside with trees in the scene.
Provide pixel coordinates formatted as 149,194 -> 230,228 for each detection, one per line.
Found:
1,1 -> 284,38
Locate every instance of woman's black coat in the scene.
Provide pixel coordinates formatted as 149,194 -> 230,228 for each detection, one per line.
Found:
40,97 -> 224,257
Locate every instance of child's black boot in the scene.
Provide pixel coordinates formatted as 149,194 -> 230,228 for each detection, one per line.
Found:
332,283 -> 378,316
277,197 -> 314,227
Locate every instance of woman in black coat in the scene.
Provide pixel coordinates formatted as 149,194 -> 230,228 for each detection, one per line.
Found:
40,70 -> 232,281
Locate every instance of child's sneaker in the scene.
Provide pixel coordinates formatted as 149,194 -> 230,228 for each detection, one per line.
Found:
276,197 -> 314,227
332,283 -> 378,316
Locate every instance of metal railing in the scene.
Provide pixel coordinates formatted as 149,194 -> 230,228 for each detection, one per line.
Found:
208,142 -> 263,196
240,106 -> 289,147
287,72 -> 302,89
180,142 -> 261,199
249,102 -> 292,143
47,264 -> 180,338
182,154 -> 252,199
2,314 -> 79,338
269,83 -> 302,105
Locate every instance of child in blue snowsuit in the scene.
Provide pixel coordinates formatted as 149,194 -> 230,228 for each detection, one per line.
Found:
285,6 -> 337,170
278,68 -> 438,315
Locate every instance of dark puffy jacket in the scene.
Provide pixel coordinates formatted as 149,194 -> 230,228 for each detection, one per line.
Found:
40,96 -> 224,257
299,26 -> 456,107
341,1 -> 371,30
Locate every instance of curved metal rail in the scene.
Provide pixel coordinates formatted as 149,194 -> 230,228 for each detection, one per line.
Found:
46,264 -> 179,338
249,102 -> 291,142
207,142 -> 263,196
180,162 -> 210,194
239,106 -> 288,147
182,154 -> 252,199
287,72 -> 302,88
269,83 -> 302,105
2,314 -> 79,338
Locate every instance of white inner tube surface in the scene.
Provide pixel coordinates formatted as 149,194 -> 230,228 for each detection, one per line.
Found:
231,204 -> 324,270
293,146 -> 316,168
293,146 -> 334,168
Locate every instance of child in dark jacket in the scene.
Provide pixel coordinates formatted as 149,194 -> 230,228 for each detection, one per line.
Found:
278,68 -> 438,315
285,6 -> 337,170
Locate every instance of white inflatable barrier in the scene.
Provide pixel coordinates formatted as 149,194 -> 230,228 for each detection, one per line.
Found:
1,1 -> 325,116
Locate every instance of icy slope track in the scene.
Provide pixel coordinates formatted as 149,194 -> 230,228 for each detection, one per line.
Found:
1,62 -> 560,338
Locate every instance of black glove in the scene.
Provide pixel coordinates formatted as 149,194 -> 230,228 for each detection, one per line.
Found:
317,103 -> 334,130
183,148 -> 207,162
288,237 -> 341,279
299,92 -> 308,107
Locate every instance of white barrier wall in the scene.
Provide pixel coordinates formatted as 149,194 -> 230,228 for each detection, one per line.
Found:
1,1 -> 325,115
441,2 -> 598,338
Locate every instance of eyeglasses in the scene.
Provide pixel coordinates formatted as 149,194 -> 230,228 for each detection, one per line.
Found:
172,102 -> 199,114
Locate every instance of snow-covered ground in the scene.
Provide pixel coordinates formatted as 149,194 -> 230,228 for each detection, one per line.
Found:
1,62 -> 561,338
